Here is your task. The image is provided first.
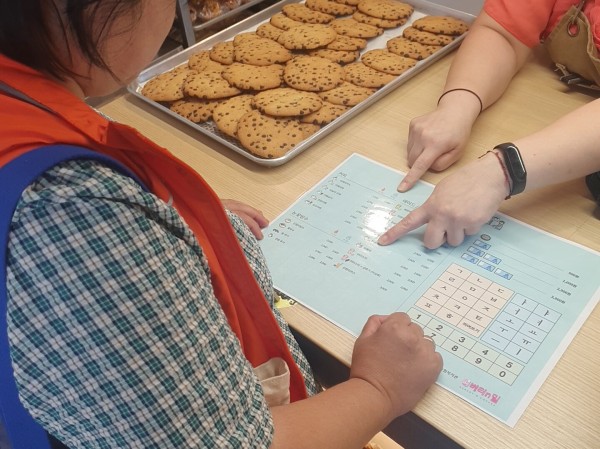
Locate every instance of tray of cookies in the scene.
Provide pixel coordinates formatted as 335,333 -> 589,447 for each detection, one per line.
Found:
129,0 -> 474,166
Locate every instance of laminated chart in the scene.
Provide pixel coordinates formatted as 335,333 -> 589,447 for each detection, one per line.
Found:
260,153 -> 600,426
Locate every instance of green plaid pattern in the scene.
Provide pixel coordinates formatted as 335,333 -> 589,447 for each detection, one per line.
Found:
6,160 -> 317,449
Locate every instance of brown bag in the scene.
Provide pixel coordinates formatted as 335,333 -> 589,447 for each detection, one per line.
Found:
254,357 -> 291,407
544,0 -> 600,93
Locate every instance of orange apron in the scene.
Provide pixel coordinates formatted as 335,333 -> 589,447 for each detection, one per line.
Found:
0,54 -> 308,402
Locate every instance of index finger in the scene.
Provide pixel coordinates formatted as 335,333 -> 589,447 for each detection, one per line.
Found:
377,206 -> 429,246
398,151 -> 438,192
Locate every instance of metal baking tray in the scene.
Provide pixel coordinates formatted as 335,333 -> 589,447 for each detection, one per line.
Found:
128,0 -> 475,166
192,0 -> 270,32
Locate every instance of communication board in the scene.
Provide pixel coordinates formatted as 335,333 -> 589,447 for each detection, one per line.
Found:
260,154 -> 600,426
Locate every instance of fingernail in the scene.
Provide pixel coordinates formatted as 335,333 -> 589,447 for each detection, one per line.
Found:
397,181 -> 408,192
377,234 -> 389,245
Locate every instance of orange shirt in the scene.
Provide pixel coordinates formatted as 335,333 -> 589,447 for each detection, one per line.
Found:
484,0 -> 600,49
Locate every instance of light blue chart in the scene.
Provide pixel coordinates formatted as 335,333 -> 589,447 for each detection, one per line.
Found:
260,153 -> 600,426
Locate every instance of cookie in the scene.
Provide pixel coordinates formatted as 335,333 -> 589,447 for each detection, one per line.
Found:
300,100 -> 350,125
237,110 -> 308,158
141,67 -> 196,102
352,11 -> 407,28
305,0 -> 356,16
330,18 -> 383,38
212,94 -> 254,138
308,48 -> 360,64
326,35 -> 368,51
318,81 -> 376,105
300,123 -> 322,138
277,23 -> 338,50
164,64 -> 194,75
188,51 -> 225,73
253,87 -> 323,116
356,0 -> 413,20
233,32 -> 262,45
270,12 -> 304,30
361,49 -> 417,75
283,56 -> 345,92
234,36 -> 293,65
426,45 -> 443,54
282,3 -> 335,24
183,71 -> 241,99
412,15 -> 469,36
222,63 -> 284,90
386,36 -> 436,60
344,62 -> 396,87
403,26 -> 454,46
333,0 -> 361,5
256,22 -> 285,41
209,41 -> 235,65
169,98 -> 221,123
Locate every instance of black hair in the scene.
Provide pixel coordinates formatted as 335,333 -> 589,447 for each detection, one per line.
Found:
0,0 -> 142,80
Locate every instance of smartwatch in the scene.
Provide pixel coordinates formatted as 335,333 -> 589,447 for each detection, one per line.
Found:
494,143 -> 527,196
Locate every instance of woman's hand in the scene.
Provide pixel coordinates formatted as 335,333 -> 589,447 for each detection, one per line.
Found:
270,313 -> 442,449
380,152 -> 509,249
398,93 -> 479,193
350,312 -> 442,420
221,199 -> 269,239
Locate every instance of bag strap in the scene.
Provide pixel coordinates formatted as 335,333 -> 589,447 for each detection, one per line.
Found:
0,145 -> 146,449
554,63 -> 600,96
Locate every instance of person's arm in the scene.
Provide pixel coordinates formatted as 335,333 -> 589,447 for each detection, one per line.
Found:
270,313 -> 442,449
228,212 -> 442,449
514,99 -> 600,190
399,11 -> 532,192
9,162 -> 441,449
380,98 -> 600,249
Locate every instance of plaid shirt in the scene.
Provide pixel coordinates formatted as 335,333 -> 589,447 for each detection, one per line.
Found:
6,159 -> 317,449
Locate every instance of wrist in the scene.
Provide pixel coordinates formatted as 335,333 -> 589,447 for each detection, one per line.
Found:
479,150 -> 512,200
493,143 -> 527,197
437,88 -> 483,119
347,376 -> 396,424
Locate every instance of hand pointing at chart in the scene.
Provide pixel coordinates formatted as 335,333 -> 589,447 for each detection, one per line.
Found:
379,4 -> 600,250
377,153 -> 509,249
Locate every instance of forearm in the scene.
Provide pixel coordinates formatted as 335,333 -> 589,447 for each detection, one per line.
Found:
439,12 -> 531,116
270,378 -> 391,449
514,98 -> 600,191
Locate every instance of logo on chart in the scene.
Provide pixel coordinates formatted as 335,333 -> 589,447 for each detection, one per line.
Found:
460,379 -> 501,405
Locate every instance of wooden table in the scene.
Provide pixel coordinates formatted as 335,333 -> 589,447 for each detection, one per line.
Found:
100,50 -> 600,449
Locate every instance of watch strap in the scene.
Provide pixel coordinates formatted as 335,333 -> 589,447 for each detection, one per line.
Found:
494,143 -> 527,196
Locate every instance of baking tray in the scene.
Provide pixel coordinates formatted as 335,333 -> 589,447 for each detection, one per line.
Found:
128,0 -> 475,166
192,0 -> 271,32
